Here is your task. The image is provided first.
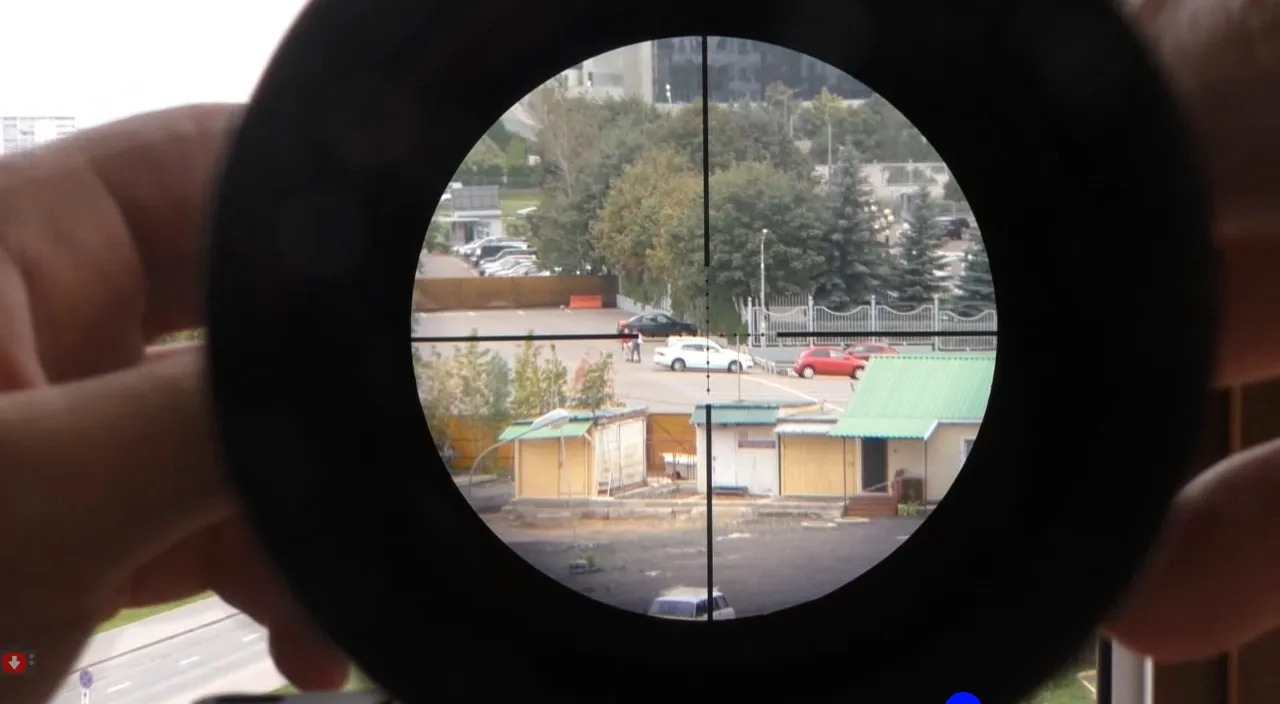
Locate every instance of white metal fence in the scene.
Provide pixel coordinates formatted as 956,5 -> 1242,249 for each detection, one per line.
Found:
745,293 -> 997,350
618,282 -> 998,352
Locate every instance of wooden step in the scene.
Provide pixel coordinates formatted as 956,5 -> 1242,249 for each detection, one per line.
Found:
844,492 -> 898,519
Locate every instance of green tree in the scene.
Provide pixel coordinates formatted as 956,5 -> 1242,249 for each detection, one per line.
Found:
504,136 -> 528,172
458,136 -> 506,183
569,353 -> 621,412
422,206 -> 450,255
528,86 -> 666,273
763,81 -> 798,138
952,231 -> 995,315
815,146 -> 892,307
511,335 -> 545,418
539,344 -> 570,411
413,344 -> 458,456
797,88 -> 875,169
859,95 -> 942,162
735,108 -> 814,178
942,172 -> 966,203
450,332 -> 510,423
660,102 -> 766,174
704,161 -> 828,327
481,353 -> 513,423
887,188 -> 949,304
593,147 -> 701,297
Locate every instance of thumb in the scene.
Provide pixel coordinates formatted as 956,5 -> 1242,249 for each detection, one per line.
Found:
0,345 -> 234,587
1107,436 -> 1280,659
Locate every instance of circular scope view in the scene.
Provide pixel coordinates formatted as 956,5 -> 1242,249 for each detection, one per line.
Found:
412,38 -> 996,626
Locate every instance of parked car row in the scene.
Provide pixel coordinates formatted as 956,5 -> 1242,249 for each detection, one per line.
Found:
452,235 -> 550,277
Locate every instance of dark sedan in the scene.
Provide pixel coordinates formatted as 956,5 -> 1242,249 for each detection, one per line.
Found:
617,312 -> 697,337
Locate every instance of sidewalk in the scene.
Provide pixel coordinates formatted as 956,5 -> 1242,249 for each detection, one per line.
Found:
76,596 -> 239,668
501,494 -> 848,525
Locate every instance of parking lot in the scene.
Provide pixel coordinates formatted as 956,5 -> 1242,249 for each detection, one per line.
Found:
413,308 -> 856,412
488,515 -> 925,617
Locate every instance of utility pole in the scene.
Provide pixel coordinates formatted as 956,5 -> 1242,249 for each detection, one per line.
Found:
759,228 -> 769,309
826,117 -> 833,176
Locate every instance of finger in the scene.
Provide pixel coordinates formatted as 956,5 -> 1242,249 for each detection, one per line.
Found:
112,514 -> 351,690
0,344 -> 231,585
51,103 -> 243,336
268,613 -> 352,691
0,251 -> 47,390
198,520 -> 350,691
1106,436 -> 1280,659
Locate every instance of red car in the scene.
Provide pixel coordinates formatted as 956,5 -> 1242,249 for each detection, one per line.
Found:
843,342 -> 899,361
793,346 -> 869,379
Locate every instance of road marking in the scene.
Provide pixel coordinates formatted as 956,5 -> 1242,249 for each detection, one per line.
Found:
741,375 -> 843,410
178,656 -> 200,666
467,311 -> 476,316
106,683 -> 132,693
241,633 -> 261,642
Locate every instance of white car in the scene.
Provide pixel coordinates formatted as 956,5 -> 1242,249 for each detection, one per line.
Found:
653,338 -> 754,373
494,262 -> 541,277
481,255 -> 537,276
647,587 -> 736,621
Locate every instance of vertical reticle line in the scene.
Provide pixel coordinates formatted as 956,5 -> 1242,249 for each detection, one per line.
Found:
699,33 -> 715,622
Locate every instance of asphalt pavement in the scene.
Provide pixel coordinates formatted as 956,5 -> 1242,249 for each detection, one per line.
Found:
414,308 -> 857,412
52,612 -> 281,704
492,516 -> 926,617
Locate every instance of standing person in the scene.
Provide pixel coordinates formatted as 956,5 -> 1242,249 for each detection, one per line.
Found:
631,332 -> 644,363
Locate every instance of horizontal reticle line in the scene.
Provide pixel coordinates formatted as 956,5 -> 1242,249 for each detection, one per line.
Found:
410,330 -> 1001,344
411,333 -> 638,343
775,330 -> 998,338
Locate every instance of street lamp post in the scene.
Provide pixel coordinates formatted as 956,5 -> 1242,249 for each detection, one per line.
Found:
467,408 -> 571,496
759,228 -> 769,309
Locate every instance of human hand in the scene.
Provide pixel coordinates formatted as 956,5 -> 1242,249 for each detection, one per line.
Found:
0,105 -> 349,704
1104,0 -> 1280,659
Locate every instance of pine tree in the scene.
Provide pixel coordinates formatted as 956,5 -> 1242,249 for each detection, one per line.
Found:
888,187 -> 948,305
414,344 -> 458,456
511,334 -> 545,418
539,344 -> 569,413
815,145 -> 891,308
953,230 -> 995,315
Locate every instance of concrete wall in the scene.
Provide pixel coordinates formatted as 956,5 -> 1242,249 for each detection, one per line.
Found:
412,275 -> 619,312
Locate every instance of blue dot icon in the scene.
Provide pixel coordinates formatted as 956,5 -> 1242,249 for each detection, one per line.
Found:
947,694 -> 979,704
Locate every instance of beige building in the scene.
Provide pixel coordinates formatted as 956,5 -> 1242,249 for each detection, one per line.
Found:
828,355 -> 994,505
505,408 -> 648,500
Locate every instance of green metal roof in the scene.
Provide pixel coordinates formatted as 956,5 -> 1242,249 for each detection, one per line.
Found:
690,402 -> 779,426
830,356 -> 994,439
498,407 -> 642,442
829,418 -> 938,439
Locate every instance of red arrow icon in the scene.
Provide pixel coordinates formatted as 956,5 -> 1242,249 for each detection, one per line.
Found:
1,652 -> 27,674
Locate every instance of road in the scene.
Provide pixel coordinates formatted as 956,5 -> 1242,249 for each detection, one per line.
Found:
491,515 -> 925,617
51,613 -> 281,704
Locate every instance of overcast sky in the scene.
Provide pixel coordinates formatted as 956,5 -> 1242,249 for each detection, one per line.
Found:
0,0 -> 308,127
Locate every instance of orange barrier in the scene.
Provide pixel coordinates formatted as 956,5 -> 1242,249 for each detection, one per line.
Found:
567,294 -> 604,310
